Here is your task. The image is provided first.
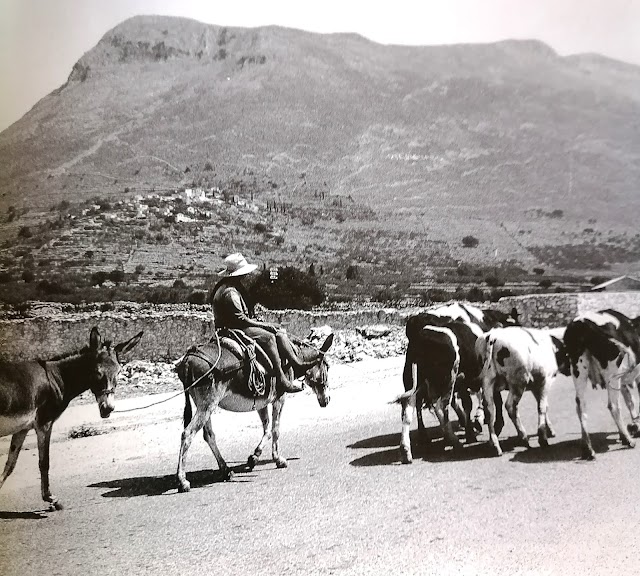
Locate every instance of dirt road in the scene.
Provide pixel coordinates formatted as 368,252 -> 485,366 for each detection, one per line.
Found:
1,356 -> 639,576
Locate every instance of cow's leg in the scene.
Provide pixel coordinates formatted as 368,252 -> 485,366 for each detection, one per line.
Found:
35,423 -> 61,510
532,385 -> 551,448
607,377 -> 635,448
494,388 -> 505,435
404,354 -> 426,434
472,390 -> 485,434
399,395 -> 415,464
459,389 -> 477,443
271,395 -> 288,468
484,380 -> 502,456
0,429 -> 29,492
177,387 -> 222,493
248,406 -> 272,470
505,387 -> 529,448
433,397 -> 462,451
202,417 -> 232,481
621,376 -> 640,437
574,357 -> 595,460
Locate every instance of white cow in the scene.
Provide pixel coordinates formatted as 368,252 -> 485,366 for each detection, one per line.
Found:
476,326 -> 570,456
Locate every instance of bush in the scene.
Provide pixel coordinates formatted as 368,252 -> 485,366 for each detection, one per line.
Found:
21,269 -> 35,283
533,267 -> 545,275
108,269 -> 125,284
462,235 -> 479,248
91,271 -> 109,286
249,266 -> 325,310
17,226 -> 32,239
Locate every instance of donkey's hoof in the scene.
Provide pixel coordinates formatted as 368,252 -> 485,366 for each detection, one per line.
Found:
47,500 -> 63,511
247,455 -> 258,470
178,481 -> 191,493
275,458 -> 288,469
627,423 -> 640,437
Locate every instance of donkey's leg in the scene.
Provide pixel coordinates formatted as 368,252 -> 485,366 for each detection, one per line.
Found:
248,406 -> 272,470
271,396 -> 288,468
177,389 -> 220,493
35,423 -> 61,510
0,429 -> 29,492
202,417 -> 232,481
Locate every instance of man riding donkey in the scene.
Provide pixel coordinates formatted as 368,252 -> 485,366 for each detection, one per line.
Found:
210,252 -> 328,394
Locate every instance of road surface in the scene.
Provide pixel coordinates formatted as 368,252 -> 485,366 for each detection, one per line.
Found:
1,356 -> 639,576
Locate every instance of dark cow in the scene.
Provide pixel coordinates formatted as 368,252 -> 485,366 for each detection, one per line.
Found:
402,303 -> 518,440
564,309 -> 640,460
395,323 -> 461,464
403,312 -> 503,446
476,326 -> 570,456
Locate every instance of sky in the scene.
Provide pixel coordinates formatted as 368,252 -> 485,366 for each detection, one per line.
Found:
1,0 -> 639,132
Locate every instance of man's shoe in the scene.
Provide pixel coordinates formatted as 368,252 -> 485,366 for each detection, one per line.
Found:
277,376 -> 304,394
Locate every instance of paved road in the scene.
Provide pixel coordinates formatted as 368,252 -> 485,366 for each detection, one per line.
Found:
1,356 -> 639,576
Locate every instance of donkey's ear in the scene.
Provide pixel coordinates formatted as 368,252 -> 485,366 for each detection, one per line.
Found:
320,333 -> 334,353
89,327 -> 102,352
114,331 -> 144,359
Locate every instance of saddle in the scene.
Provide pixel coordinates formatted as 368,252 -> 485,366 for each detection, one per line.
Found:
185,329 -> 275,398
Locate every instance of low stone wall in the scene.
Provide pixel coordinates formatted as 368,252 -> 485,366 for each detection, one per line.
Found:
2,292 -> 639,362
499,291 -> 640,328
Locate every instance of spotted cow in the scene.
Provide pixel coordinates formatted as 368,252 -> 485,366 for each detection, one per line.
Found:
563,309 -> 640,460
476,326 -> 570,456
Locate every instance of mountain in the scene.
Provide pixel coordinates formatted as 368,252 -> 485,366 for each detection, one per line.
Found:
1,15 -> 639,301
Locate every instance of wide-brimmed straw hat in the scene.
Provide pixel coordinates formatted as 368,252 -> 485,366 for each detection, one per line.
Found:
218,253 -> 258,277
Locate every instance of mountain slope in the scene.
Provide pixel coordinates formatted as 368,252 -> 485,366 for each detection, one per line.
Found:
1,15 -> 639,290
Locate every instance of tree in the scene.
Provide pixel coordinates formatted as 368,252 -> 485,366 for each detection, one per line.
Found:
462,235 -> 479,248
346,265 -> 358,280
249,266 -> 325,310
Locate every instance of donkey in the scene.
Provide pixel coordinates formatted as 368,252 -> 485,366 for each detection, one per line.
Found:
0,326 -> 143,510
175,330 -> 334,493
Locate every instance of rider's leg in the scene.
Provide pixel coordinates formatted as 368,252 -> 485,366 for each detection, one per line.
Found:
243,327 -> 303,393
275,330 -> 321,372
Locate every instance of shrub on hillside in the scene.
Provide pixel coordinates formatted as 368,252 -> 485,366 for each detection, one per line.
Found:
249,266 -> 325,310
462,235 -> 479,248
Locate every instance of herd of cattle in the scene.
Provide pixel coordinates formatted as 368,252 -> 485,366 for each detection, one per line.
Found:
395,303 -> 640,463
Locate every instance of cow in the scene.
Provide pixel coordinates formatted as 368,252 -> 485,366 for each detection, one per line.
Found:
476,326 -> 570,456
395,324 -> 461,464
404,303 -> 519,438
563,309 -> 640,460
402,312 -> 502,446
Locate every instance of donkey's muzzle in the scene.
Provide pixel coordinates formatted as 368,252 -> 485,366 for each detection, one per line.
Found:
97,394 -> 115,418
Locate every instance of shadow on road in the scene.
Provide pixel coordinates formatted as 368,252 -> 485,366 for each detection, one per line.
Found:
0,510 -> 49,520
88,463 -> 257,498
510,432 -> 621,464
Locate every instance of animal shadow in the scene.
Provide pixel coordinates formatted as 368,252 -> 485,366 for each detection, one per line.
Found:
510,432 -> 618,464
0,509 -> 49,520
89,463 -> 256,498
348,426 -> 497,467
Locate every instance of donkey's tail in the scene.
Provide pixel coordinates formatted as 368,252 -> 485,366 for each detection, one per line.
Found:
175,354 -> 193,427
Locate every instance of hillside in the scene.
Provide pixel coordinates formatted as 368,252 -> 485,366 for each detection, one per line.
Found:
0,15 -> 639,302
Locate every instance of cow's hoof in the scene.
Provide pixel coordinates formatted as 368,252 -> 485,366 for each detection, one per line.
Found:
473,422 -> 483,435
465,433 -> 478,444
627,423 -> 640,437
221,467 -> 234,481
247,455 -> 258,470
491,445 -> 503,457
400,446 -> 413,464
178,480 -> 191,493
275,458 -> 288,469
621,435 -> 635,448
581,446 -> 596,461
538,436 -> 549,449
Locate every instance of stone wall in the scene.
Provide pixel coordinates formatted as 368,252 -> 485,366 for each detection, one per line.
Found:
2,292 -> 639,362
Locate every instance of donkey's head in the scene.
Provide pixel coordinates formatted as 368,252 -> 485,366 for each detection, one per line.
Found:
86,327 -> 143,418
302,332 -> 334,408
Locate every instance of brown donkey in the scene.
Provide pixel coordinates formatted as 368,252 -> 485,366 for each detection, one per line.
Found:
0,327 -> 143,510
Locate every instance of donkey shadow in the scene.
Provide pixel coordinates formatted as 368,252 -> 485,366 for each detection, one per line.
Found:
0,509 -> 49,520
89,462 -> 257,498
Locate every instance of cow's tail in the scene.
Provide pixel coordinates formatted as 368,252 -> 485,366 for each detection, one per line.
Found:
476,334 -> 495,382
393,344 -> 418,405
